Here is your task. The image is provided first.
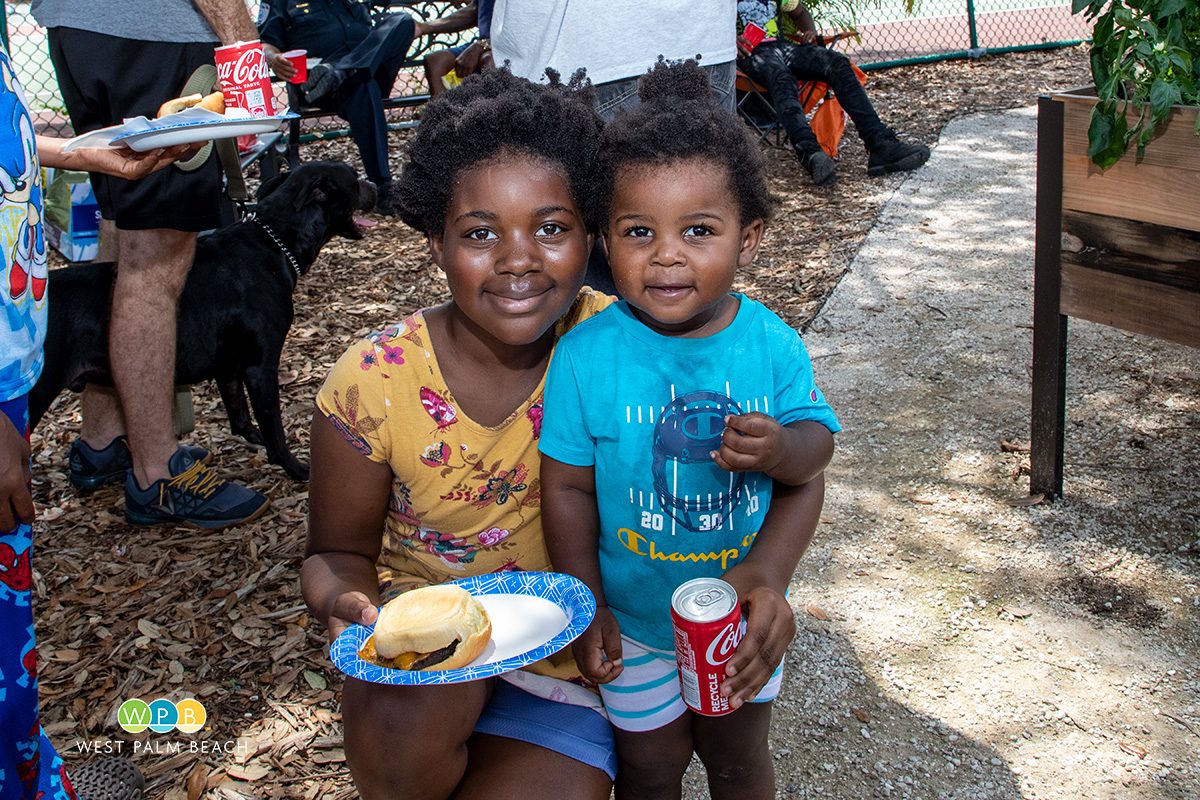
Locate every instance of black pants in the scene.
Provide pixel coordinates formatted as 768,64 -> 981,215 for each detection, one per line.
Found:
323,14 -> 416,186
738,40 -> 887,155
47,27 -> 222,231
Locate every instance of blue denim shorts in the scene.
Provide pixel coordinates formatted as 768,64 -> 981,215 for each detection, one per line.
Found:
593,60 -> 736,122
474,679 -> 617,779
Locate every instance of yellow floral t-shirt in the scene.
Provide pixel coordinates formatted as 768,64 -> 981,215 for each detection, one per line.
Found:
315,289 -> 613,687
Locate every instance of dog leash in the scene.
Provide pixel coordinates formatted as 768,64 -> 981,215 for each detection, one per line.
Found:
246,213 -> 301,287
175,65 -> 251,210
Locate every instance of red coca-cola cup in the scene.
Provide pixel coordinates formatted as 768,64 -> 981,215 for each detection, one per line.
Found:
671,578 -> 745,716
282,49 -> 308,84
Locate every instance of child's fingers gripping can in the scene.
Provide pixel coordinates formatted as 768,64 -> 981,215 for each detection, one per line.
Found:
671,578 -> 745,716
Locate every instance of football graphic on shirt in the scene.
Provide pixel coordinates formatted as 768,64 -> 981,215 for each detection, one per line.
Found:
651,391 -> 746,533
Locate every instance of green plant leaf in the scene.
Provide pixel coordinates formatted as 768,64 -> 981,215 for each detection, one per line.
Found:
1155,0 -> 1186,20
1084,0 -> 1200,161
1149,78 -> 1182,112
1135,117 -> 1159,157
1088,105 -> 1128,168
1113,6 -> 1138,28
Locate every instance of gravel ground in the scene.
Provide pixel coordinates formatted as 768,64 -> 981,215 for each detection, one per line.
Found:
678,107 -> 1200,799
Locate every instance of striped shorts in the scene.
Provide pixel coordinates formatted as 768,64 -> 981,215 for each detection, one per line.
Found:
598,637 -> 784,732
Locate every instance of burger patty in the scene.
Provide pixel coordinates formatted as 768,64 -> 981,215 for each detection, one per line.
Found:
359,637 -> 461,671
410,640 -> 459,670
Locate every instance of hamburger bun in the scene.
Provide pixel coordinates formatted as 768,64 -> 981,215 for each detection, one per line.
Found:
368,584 -> 491,671
157,91 -> 225,118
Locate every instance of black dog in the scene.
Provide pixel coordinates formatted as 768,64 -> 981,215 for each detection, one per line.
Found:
29,160 -> 377,482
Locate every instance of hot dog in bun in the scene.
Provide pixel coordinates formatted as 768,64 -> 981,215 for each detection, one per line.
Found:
156,91 -> 225,118
359,584 -> 491,671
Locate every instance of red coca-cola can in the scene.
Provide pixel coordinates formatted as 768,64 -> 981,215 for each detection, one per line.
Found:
215,40 -> 274,116
215,40 -> 274,151
671,577 -> 745,716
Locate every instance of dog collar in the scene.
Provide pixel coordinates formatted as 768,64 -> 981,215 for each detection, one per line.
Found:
248,215 -> 301,287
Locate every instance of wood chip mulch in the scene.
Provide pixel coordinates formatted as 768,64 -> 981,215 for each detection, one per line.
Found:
31,46 -> 1091,800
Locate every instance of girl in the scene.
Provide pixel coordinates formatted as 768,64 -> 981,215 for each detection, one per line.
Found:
302,68 -> 617,800
540,60 -> 839,800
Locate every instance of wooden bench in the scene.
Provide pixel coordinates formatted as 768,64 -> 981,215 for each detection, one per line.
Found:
282,80 -> 429,169
278,0 -> 471,170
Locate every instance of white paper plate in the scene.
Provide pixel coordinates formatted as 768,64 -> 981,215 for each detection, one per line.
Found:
112,115 -> 297,151
330,572 -> 595,686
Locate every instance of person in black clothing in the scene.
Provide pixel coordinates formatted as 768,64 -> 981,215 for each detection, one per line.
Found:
736,0 -> 929,187
259,0 -> 477,213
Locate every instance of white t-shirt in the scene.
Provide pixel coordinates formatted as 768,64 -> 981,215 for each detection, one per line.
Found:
492,0 -> 737,85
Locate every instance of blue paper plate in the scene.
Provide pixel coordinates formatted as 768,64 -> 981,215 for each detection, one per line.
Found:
111,114 -> 300,151
330,572 -> 595,685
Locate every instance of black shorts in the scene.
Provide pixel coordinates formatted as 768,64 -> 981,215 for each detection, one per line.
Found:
47,27 -> 222,232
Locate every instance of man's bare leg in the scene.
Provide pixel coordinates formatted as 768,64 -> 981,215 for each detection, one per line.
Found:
108,227 -> 193,489
78,385 -> 125,448
79,220 -> 126,450
97,218 -> 119,263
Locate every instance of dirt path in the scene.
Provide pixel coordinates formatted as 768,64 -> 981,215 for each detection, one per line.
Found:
681,107 -> 1199,799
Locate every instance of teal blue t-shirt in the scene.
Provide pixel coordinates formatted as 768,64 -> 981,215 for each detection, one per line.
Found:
540,295 -> 839,650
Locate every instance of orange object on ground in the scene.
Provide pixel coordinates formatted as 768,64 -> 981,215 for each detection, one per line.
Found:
797,62 -> 867,158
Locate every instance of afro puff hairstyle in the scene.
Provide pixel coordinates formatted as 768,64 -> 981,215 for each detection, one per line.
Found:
395,67 -> 605,236
599,58 -> 777,227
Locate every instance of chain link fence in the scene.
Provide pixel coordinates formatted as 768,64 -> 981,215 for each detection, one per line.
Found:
3,0 -> 1091,138
829,0 -> 1092,68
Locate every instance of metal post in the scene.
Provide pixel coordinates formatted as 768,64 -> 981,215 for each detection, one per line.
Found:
1030,94 -> 1068,499
966,0 -> 986,59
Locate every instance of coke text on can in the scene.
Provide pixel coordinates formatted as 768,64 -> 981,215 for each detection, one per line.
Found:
671,577 -> 744,716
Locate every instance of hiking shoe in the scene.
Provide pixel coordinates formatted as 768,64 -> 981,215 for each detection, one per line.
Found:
69,436 -> 209,491
302,63 -> 345,105
68,756 -> 145,800
124,447 -> 268,530
799,148 -> 837,187
866,131 -> 931,176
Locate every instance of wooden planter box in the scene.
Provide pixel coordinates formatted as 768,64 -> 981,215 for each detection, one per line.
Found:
1031,87 -> 1200,497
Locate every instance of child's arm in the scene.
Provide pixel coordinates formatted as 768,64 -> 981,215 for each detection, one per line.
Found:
713,416 -> 835,486
540,455 -> 624,684
719,471 -> 826,707
712,416 -> 834,706
303,411 -> 395,642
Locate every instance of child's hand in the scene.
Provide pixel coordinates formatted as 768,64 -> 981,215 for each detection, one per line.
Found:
711,412 -> 789,476
720,586 -> 795,709
327,591 -> 379,642
571,606 -> 624,684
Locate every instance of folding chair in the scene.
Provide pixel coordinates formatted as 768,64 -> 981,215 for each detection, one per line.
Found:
735,70 -> 786,146
734,32 -> 865,158
282,0 -> 466,169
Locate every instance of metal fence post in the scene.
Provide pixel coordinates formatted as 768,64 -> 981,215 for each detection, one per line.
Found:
966,0 -> 987,59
